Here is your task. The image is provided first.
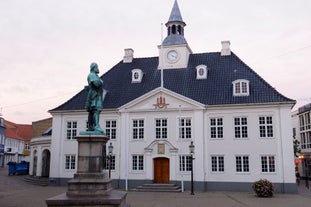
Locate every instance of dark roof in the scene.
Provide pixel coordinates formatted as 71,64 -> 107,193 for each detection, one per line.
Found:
298,103 -> 311,114
50,52 -> 294,112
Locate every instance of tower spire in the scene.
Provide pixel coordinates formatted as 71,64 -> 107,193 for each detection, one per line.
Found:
168,0 -> 184,23
162,0 -> 187,46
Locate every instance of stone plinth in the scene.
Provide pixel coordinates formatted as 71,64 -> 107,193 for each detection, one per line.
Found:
46,134 -> 130,207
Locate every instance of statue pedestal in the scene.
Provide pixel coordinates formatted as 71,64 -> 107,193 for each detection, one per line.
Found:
46,134 -> 130,207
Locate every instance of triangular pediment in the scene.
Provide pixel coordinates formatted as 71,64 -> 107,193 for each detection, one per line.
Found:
119,87 -> 204,112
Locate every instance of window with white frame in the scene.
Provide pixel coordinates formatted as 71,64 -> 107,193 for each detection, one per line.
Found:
236,155 -> 249,172
232,79 -> 249,96
66,121 -> 77,140
105,120 -> 117,140
155,118 -> 167,139
132,119 -> 144,140
179,117 -> 192,139
307,132 -> 311,149
234,117 -> 248,138
301,133 -> 306,149
196,64 -> 208,80
259,116 -> 273,138
306,112 -> 311,130
261,155 -> 275,172
65,154 -> 76,170
179,155 -> 192,172
105,155 -> 116,170
210,118 -> 223,139
132,155 -> 144,171
211,155 -> 224,172
301,132 -> 311,149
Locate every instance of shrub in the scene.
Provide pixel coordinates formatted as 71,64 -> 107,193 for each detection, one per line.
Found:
252,179 -> 274,197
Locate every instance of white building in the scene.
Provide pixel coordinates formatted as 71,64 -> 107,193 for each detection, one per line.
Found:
3,120 -> 32,164
292,103 -> 311,181
29,118 -> 52,177
49,0 -> 296,192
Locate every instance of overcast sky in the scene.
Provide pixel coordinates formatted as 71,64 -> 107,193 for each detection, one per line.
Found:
0,0 -> 310,124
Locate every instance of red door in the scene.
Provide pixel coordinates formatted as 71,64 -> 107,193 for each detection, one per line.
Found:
154,157 -> 170,183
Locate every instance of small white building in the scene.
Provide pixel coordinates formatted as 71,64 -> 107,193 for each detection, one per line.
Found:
29,118 -> 52,177
49,0 -> 296,192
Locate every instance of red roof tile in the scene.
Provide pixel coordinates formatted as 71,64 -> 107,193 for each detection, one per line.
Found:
4,120 -> 32,141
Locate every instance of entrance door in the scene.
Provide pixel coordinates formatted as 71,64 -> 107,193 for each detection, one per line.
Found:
153,157 -> 169,183
41,150 -> 50,177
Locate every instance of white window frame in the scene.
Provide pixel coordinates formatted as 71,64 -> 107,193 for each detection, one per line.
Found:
65,154 -> 76,170
66,121 -> 77,140
178,117 -> 192,140
261,155 -> 276,173
196,64 -> 208,80
211,155 -> 225,173
131,69 -> 143,83
105,155 -> 116,171
234,117 -> 248,139
155,118 -> 168,139
179,155 -> 192,172
132,154 -> 144,172
259,116 -> 274,138
210,117 -> 224,139
235,155 -> 249,173
132,119 -> 145,140
232,79 -> 249,96
105,120 -> 117,140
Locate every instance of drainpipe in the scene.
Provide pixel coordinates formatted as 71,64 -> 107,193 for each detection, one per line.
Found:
278,108 -> 285,193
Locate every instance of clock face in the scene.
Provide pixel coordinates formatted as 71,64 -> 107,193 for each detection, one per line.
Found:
167,50 -> 178,62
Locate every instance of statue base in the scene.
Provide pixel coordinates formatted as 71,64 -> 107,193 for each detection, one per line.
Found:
46,134 -> 130,207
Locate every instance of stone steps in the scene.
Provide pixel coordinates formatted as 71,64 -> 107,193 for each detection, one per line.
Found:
136,183 -> 182,192
23,176 -> 50,186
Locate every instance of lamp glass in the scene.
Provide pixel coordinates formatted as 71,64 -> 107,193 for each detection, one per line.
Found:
189,141 -> 195,154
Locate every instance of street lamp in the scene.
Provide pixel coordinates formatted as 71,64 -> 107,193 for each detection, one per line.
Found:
189,141 -> 195,195
107,142 -> 114,178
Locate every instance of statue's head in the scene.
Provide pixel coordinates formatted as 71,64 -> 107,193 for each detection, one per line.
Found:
90,62 -> 99,74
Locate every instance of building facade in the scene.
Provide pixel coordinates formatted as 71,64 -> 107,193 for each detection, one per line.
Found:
4,120 -> 32,164
29,118 -> 52,177
49,0 -> 296,192
0,116 -> 5,167
292,103 -> 311,182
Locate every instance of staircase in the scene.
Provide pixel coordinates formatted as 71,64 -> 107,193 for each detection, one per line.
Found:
136,183 -> 182,192
23,176 -> 50,186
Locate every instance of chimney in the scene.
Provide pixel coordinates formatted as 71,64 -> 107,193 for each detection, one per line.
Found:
221,41 -> 231,56
123,48 -> 134,63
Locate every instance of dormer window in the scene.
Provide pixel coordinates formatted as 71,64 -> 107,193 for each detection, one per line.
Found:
132,69 -> 143,83
232,79 -> 249,96
196,65 -> 208,80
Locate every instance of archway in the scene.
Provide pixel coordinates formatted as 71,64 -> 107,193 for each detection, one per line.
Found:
153,157 -> 170,183
41,149 -> 50,177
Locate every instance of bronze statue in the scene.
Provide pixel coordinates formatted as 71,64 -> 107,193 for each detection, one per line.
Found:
83,62 -> 104,134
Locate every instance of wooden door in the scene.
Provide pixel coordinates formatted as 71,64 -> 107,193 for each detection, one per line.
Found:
154,157 -> 169,183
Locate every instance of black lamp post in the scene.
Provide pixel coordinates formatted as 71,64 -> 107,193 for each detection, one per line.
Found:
189,141 -> 195,195
107,142 -> 114,178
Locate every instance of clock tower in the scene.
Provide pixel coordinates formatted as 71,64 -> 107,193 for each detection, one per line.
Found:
158,0 -> 192,69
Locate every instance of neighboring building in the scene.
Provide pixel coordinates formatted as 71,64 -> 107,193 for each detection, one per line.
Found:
49,0 -> 296,192
0,116 -> 5,167
292,103 -> 311,180
29,118 -> 52,177
4,120 -> 32,164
